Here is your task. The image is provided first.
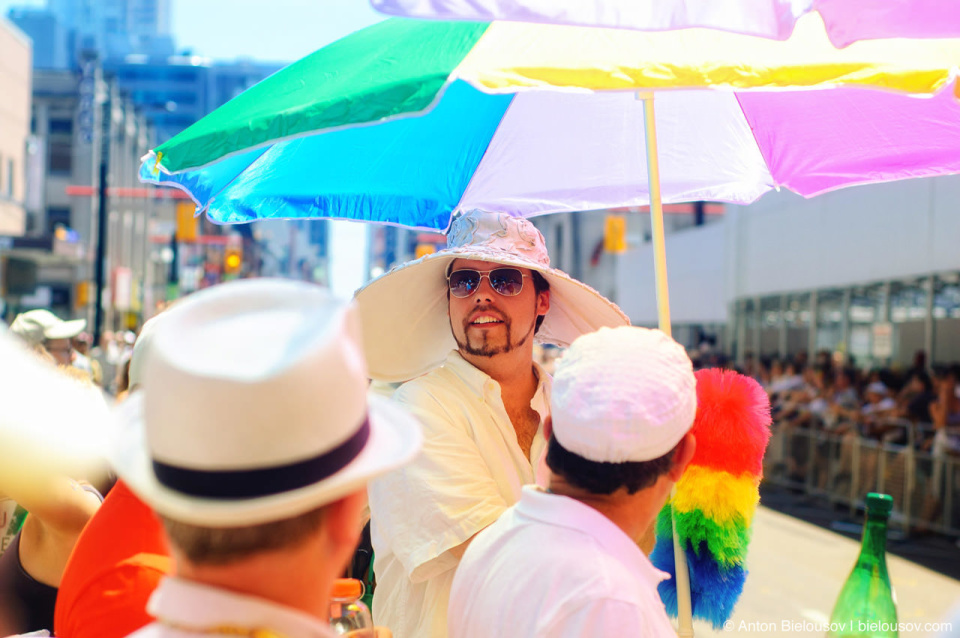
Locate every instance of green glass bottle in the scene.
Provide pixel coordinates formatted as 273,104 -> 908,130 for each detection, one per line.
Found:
828,493 -> 898,637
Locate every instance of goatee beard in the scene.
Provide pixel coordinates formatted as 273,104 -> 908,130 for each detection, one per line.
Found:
455,316 -> 534,358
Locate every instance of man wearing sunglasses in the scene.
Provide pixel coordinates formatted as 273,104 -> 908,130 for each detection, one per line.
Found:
354,210 -> 629,638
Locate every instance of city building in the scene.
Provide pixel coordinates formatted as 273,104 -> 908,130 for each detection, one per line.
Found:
0,16 -> 30,237
48,0 -> 174,61
105,55 -> 283,142
5,1 -> 288,330
5,7 -> 68,69
366,224 -> 445,279
532,176 -> 960,369
19,62 -> 175,332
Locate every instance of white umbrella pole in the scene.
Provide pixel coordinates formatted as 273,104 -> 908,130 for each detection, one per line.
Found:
639,92 -> 695,638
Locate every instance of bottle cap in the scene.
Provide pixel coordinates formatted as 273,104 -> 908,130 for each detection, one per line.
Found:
866,492 -> 894,518
331,578 -> 363,600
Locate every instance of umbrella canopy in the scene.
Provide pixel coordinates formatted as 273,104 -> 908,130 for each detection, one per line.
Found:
140,16 -> 960,232
370,0 -> 960,47
137,13 -> 960,637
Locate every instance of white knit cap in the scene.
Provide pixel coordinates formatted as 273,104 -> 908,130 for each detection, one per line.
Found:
551,326 -> 697,463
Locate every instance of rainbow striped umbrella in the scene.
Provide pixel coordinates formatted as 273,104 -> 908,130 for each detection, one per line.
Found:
358,0 -> 960,627
140,16 -> 960,233
139,13 -> 960,637
349,6 -> 960,636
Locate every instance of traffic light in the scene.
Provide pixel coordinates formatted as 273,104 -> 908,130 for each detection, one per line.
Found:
224,244 -> 243,276
604,214 -> 628,254
415,243 -> 437,259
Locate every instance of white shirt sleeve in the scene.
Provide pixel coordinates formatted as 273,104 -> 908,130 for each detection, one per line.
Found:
369,382 -> 510,583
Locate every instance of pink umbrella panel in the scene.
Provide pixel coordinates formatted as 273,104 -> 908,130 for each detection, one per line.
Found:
371,0 -> 960,48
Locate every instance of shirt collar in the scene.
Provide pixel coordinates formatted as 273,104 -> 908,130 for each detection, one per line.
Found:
443,350 -> 552,412
148,577 -> 334,638
516,485 -> 670,589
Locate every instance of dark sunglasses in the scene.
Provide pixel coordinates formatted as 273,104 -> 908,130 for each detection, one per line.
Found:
447,268 -> 529,298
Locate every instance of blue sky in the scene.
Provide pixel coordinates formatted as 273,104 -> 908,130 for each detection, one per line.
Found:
171,0 -> 384,62
1,0 -> 385,62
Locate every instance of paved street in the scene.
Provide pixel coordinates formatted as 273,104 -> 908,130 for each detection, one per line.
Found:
688,506 -> 960,637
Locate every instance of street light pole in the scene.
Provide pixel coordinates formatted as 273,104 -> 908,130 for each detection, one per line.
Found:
92,75 -> 110,345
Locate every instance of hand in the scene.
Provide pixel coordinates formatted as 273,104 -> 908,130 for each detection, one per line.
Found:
375,628 -> 393,638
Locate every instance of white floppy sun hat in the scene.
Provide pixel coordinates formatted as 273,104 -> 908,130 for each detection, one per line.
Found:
10,309 -> 86,346
355,210 -> 630,382
112,278 -> 422,527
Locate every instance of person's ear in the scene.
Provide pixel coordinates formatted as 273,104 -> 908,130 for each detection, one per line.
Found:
667,432 -> 696,482
536,289 -> 550,317
323,489 -> 367,547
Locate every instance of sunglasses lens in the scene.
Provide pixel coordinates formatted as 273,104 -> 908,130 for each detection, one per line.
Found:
490,269 -> 524,296
449,270 -> 481,297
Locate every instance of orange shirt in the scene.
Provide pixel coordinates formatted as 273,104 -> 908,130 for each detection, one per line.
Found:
54,480 -> 172,638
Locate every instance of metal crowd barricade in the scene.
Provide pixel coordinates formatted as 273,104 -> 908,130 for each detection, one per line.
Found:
764,416 -> 959,538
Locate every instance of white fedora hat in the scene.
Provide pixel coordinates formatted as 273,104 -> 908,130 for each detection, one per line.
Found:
112,278 -> 422,527
355,210 -> 630,382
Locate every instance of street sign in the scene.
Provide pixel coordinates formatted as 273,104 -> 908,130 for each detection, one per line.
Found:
78,59 -> 98,146
176,201 -> 198,242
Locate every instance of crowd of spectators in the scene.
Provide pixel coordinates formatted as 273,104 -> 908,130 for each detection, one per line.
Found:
735,349 -> 960,536
744,350 -> 959,452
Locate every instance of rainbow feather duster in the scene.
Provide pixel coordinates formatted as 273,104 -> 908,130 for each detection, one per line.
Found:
652,368 -> 771,629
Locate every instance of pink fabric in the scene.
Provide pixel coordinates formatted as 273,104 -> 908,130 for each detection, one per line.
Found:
815,0 -> 960,47
737,86 -> 960,197
371,0 -> 960,46
371,0 -> 812,40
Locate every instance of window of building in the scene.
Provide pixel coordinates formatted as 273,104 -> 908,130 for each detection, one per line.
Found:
48,138 -> 73,174
48,118 -> 74,135
890,280 -> 928,323
383,225 -> 398,268
847,284 -> 885,365
888,279 -> 928,366
849,284 -> 885,324
309,220 -> 328,258
742,298 -> 757,358
6,159 -> 13,197
933,274 -> 960,364
784,293 -> 811,357
759,296 -> 781,357
933,274 -> 960,320
816,289 -> 844,353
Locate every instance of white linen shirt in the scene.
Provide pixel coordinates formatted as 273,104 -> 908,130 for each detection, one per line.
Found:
129,576 -> 339,638
448,486 -> 678,638
368,350 -> 551,638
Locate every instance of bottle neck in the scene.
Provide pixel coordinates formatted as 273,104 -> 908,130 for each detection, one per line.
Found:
859,514 -> 889,564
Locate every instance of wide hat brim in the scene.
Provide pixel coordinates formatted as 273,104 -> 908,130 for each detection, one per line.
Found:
111,392 -> 422,527
355,246 -> 630,382
46,318 -> 86,340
